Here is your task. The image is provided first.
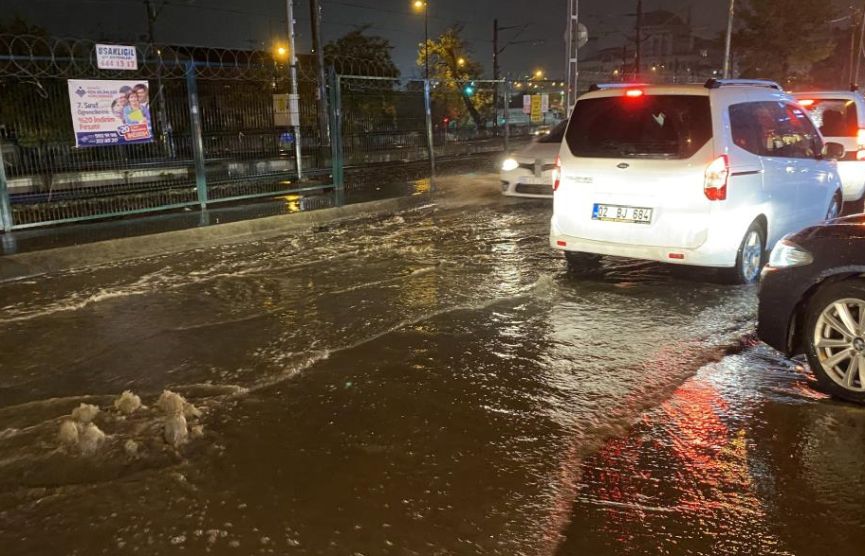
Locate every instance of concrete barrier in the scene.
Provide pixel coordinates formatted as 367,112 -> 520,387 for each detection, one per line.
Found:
0,194 -> 430,282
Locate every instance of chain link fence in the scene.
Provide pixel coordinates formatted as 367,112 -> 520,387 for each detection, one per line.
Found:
0,35 -> 332,230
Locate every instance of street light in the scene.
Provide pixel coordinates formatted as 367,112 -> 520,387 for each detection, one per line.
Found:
457,57 -> 466,67
412,0 -> 429,79
534,69 -> 544,79
274,44 -> 289,61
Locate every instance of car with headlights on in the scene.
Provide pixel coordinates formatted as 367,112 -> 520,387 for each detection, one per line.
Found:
758,214 -> 865,403
500,120 -> 565,198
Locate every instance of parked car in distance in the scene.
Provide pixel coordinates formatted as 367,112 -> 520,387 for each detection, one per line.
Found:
793,89 -> 865,212
500,120 -> 566,198
758,214 -> 865,404
551,79 -> 845,283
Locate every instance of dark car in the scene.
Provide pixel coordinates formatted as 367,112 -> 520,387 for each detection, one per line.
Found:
758,214 -> 865,403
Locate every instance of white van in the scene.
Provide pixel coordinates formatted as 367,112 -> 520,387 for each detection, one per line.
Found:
793,90 -> 865,211
550,79 -> 845,283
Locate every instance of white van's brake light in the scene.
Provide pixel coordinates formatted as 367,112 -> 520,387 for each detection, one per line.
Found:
704,155 -> 729,201
552,156 -> 561,191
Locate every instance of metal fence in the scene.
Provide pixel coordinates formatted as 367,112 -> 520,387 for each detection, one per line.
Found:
0,35 -> 563,233
0,35 -> 333,230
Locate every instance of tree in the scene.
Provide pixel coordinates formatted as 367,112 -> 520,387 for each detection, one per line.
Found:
418,26 -> 487,128
324,28 -> 402,143
324,26 -> 399,77
0,15 -> 46,35
734,0 -> 835,86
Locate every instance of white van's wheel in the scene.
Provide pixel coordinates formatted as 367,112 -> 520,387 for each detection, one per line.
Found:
827,194 -> 842,220
729,223 -> 765,284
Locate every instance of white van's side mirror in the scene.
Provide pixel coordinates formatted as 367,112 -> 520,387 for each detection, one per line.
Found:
823,142 -> 846,161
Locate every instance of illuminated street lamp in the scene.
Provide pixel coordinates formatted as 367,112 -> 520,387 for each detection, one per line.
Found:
534,69 -> 544,79
457,57 -> 466,67
412,0 -> 429,79
274,44 -> 289,61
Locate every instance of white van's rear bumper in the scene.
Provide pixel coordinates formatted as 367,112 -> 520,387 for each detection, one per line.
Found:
549,218 -> 739,268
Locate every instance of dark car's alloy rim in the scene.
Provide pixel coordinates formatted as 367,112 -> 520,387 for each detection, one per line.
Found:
813,298 -> 865,393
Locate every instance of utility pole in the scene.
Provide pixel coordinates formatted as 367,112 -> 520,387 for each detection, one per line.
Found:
634,0 -> 642,79
309,0 -> 329,148
850,5 -> 858,88
723,0 -> 735,79
144,0 -> 157,43
565,0 -> 579,115
286,0 -> 303,179
493,19 -> 499,133
143,0 -> 175,158
856,5 -> 865,88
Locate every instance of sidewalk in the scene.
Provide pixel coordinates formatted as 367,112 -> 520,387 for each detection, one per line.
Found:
0,153 -> 500,258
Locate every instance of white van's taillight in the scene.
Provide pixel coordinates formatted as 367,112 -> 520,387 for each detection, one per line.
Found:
704,155 -> 729,201
552,156 -> 561,191
857,129 -> 865,160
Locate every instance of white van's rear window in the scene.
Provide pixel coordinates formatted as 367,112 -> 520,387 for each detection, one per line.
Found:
798,99 -> 858,138
566,95 -> 712,159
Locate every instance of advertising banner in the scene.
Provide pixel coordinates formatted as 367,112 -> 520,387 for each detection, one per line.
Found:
68,79 -> 153,148
530,95 -> 543,123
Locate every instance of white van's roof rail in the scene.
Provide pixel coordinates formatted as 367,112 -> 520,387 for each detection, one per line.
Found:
704,78 -> 782,90
587,83 -> 650,92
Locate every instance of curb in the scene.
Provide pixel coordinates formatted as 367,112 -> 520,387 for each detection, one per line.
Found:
0,194 -> 429,281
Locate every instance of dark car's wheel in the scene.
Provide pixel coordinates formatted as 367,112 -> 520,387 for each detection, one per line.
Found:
564,251 -> 600,272
804,279 -> 865,404
728,222 -> 765,284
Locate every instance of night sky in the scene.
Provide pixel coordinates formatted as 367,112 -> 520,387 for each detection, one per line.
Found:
4,1 -> 741,78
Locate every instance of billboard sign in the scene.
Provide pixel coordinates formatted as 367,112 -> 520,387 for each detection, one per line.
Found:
67,79 -> 154,148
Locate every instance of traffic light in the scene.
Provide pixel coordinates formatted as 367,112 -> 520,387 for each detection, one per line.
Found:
463,83 -> 476,97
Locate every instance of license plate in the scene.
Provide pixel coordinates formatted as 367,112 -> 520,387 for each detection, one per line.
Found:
521,176 -> 547,185
592,203 -> 653,224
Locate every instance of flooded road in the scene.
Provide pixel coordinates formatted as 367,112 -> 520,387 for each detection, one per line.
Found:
0,176 -> 862,555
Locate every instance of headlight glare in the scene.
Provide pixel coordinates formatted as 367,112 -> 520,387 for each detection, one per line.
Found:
768,240 -> 813,269
501,158 -> 519,172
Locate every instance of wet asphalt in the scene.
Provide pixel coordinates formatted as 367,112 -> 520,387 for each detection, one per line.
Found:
0,174 -> 863,555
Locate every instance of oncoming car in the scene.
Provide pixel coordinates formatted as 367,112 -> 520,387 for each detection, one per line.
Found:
500,120 -> 566,198
550,79 -> 845,283
793,90 -> 865,212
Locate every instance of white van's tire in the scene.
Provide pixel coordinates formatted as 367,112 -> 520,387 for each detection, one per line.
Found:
728,223 -> 765,284
564,251 -> 600,272
827,193 -> 842,220
843,193 -> 863,216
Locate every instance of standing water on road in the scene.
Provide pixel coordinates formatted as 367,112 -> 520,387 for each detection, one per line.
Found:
0,175 -> 803,554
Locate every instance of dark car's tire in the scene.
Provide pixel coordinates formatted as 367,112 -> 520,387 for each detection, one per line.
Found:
564,251 -> 600,272
726,222 -> 765,284
804,279 -> 865,404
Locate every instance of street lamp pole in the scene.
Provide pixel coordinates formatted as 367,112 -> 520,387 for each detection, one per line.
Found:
414,1 -> 430,79
424,2 -> 429,80
286,0 -> 303,179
